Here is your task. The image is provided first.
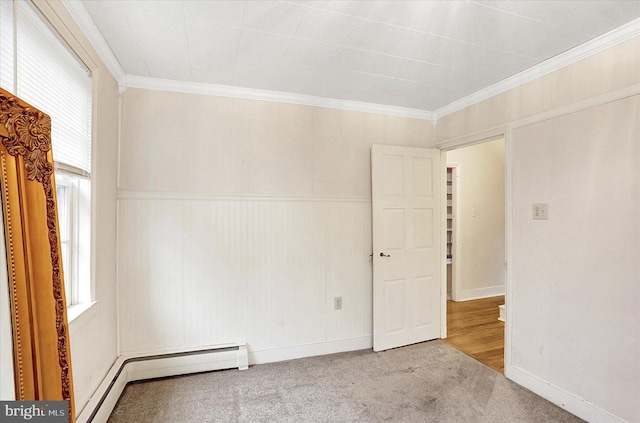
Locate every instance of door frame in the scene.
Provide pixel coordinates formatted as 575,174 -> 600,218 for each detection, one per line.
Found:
436,126 -> 512,377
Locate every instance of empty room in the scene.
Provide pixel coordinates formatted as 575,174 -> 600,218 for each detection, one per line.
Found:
0,1 -> 639,422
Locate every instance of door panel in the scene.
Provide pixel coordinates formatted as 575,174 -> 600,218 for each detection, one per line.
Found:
372,145 -> 441,352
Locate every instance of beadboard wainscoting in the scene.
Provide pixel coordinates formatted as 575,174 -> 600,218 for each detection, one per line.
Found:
117,191 -> 374,360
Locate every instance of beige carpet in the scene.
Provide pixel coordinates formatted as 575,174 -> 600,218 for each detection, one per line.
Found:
107,340 -> 583,422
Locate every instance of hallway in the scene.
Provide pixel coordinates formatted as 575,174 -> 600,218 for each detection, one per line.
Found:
443,296 -> 505,373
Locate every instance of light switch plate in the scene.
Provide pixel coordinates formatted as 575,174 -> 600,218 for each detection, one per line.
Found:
533,203 -> 549,220
334,297 -> 342,310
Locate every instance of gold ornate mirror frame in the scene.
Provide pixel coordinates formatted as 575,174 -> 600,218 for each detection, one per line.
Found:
0,88 -> 75,420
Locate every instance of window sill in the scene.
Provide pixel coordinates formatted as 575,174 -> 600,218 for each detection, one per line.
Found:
68,301 -> 98,336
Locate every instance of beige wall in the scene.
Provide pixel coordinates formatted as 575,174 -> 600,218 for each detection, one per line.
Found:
117,90 -> 435,361
447,137 -> 505,301
34,1 -> 120,415
32,6 -> 637,419
436,35 -> 640,423
510,95 -> 639,422
436,36 -> 640,141
119,89 -> 433,197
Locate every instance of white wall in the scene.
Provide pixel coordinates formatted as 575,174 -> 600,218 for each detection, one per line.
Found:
29,1 -> 120,415
436,35 -> 640,423
447,138 -> 505,301
117,89 -> 434,360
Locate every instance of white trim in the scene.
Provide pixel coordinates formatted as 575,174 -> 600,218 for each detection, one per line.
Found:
436,83 -> 639,150
503,126 -> 514,379
511,84 -> 640,130
248,336 -> 372,365
454,285 -> 505,302
437,126 -> 509,151
439,151 -> 448,339
125,75 -> 433,121
60,0 -> 126,90
433,18 -> 640,120
117,190 -> 372,204
508,365 -> 627,423
68,300 -> 97,335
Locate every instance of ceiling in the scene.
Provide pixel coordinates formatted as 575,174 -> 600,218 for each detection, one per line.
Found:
78,0 -> 640,114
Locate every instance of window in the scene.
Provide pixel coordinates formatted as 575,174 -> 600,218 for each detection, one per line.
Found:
55,172 -> 91,307
0,1 -> 93,311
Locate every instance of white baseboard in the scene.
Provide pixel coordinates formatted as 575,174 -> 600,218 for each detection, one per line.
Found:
76,337 -> 372,422
454,285 -> 505,302
498,304 -> 505,322
77,343 -> 248,423
249,336 -> 372,365
506,365 -> 626,423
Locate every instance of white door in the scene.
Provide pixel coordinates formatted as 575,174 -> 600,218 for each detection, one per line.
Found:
371,145 -> 441,352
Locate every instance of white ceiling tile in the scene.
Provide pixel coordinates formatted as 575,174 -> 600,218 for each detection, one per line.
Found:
364,1 -> 445,28
342,19 -> 412,57
118,1 -> 191,79
419,84 -> 475,110
243,1 -> 308,36
81,1 -> 150,75
236,30 -> 293,64
293,8 -> 362,45
183,1 -> 246,29
397,31 -> 446,63
389,58 -> 469,88
80,0 -> 640,111
448,2 -> 578,59
282,38 -> 341,67
270,66 -> 328,96
183,4 -> 244,83
231,65 -> 280,90
341,71 -> 394,100
477,1 -> 640,36
429,38 -> 534,74
185,24 -> 241,64
191,64 -> 235,86
295,1 -> 375,18
329,48 -> 397,80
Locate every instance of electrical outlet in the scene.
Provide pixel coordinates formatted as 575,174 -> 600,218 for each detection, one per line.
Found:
532,203 -> 549,220
334,297 -> 342,310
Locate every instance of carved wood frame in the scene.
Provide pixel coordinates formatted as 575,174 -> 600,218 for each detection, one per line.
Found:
0,88 -> 75,420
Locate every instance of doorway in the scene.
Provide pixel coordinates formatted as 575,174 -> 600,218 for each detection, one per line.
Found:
441,136 -> 506,373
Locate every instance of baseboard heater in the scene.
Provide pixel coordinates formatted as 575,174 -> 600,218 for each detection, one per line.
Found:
77,343 -> 249,423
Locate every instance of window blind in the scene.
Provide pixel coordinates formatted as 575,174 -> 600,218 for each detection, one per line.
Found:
0,0 -> 14,90
15,2 -> 92,174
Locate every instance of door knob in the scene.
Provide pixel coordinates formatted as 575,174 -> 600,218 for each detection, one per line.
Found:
380,252 -> 391,257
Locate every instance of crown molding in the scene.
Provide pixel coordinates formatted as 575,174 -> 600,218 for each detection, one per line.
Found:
60,0 -> 637,123
433,17 -> 640,120
125,75 -> 433,121
60,0 -> 126,91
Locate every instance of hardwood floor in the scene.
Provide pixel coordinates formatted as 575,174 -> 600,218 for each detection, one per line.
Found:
443,295 -> 505,373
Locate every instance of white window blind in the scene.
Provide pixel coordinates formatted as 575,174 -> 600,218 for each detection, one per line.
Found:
0,1 -> 14,91
15,2 -> 92,174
